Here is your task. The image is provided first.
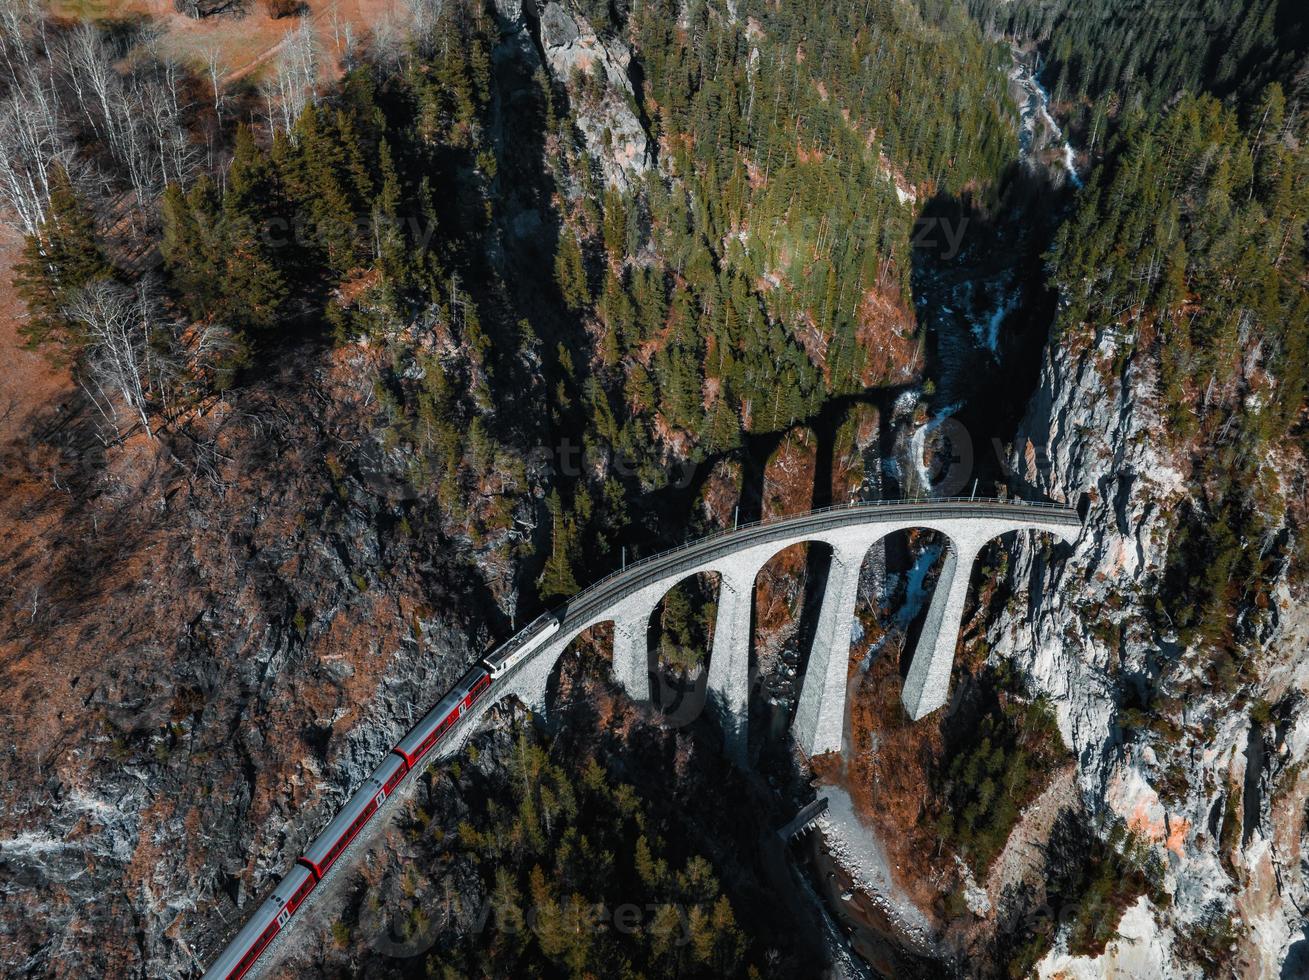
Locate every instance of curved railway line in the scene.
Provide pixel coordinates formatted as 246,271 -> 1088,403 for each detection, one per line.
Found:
197,497 -> 1081,978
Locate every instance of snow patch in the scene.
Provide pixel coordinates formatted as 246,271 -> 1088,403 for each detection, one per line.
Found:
0,831 -> 78,857
895,544 -> 942,631
816,786 -> 935,944
972,287 -> 1018,355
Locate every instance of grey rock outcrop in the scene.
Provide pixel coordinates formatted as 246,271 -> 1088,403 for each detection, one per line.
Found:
538,2 -> 651,191
988,325 -> 1309,974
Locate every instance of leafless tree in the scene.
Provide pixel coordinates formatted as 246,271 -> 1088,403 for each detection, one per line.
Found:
403,0 -> 444,55
369,15 -> 407,70
65,278 -> 180,440
127,47 -> 203,192
0,16 -> 191,237
86,43 -> 199,210
328,0 -> 343,53
0,0 -> 70,234
181,320 -> 244,397
264,19 -> 320,135
0,89 -> 71,234
200,40 -> 227,128
0,0 -> 44,84
61,21 -> 119,145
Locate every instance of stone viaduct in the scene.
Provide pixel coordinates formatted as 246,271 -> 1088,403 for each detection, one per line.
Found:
202,499 -> 1082,980
462,498 -> 1082,763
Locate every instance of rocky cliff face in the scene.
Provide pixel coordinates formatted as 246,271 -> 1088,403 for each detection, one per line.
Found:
0,346 -> 521,977
0,4 -> 651,974
989,323 -> 1309,974
535,1 -> 652,191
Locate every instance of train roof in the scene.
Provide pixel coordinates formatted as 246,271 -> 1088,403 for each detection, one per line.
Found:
201,892 -> 280,978
271,863 -> 313,903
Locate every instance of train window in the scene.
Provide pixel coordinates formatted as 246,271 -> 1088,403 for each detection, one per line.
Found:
383,768 -> 404,794
236,922 -> 279,974
291,877 -> 314,908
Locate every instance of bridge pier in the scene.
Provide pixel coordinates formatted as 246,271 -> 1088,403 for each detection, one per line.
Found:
611,615 -> 651,703
901,533 -> 987,720
705,565 -> 758,765
793,544 -> 867,756
201,502 -> 1084,980
498,645 -> 556,718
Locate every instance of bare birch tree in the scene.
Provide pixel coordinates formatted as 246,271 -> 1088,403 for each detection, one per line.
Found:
200,40 -> 227,128
61,21 -> 120,145
65,278 -> 178,439
0,0 -> 42,85
128,50 -> 202,193
403,0 -> 444,55
0,0 -> 69,234
0,90 -> 70,234
264,19 -> 319,135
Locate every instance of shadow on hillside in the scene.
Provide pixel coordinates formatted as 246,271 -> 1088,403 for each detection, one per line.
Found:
908,159 -> 1074,497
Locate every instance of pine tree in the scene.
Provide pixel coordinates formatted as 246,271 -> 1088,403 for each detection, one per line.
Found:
219,125 -> 288,331
161,183 -> 197,283
14,165 -> 109,351
538,490 -> 581,600
373,137 -> 407,289
596,270 -> 634,368
554,231 -> 590,311
624,362 -> 656,413
710,894 -> 743,973
583,377 -> 618,445
219,221 -> 288,331
162,179 -> 227,320
601,187 -> 626,263
704,393 -> 741,453
633,835 -> 658,888
228,124 -> 279,216
289,105 -> 365,275
1157,237 -> 1188,315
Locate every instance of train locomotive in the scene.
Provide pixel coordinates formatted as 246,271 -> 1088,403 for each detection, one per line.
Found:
200,616 -> 560,980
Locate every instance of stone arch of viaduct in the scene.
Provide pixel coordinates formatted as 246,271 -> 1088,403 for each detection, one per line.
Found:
453,500 -> 1081,763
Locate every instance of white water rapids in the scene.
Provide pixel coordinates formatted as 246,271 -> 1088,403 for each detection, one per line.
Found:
1010,56 -> 1082,187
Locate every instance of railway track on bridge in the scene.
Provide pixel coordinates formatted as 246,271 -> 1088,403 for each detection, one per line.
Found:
197,497 -> 1080,979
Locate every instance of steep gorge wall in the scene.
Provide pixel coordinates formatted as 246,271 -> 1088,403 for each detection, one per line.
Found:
988,324 -> 1309,974
0,347 -> 521,977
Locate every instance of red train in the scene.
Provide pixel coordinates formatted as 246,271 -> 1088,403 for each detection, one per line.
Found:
200,617 -> 559,980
